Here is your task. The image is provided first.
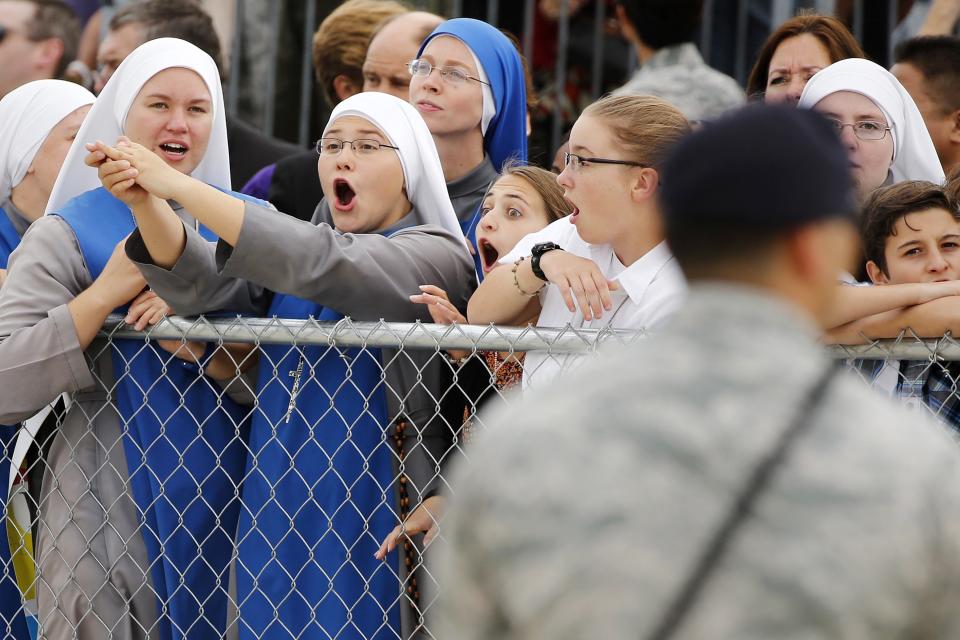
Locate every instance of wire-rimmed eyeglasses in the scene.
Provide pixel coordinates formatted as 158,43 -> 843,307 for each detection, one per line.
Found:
315,137 -> 399,156
407,59 -> 491,87
827,119 -> 891,141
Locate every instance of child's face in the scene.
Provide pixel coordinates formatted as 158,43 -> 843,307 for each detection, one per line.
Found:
318,115 -> 411,234
555,113 -> 638,246
868,207 -> 960,284
475,174 -> 553,274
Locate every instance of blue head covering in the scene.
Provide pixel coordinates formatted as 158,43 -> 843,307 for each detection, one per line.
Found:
418,18 -> 528,169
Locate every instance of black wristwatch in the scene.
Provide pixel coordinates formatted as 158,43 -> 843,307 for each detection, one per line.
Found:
530,242 -> 563,281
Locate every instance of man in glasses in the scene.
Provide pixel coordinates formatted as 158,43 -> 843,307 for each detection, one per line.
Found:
0,0 -> 79,99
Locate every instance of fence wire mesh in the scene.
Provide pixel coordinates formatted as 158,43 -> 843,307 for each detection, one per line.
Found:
2,316 -> 959,640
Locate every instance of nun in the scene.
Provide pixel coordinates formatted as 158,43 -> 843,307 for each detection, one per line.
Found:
410,18 -> 529,277
798,58 -> 945,200
0,38 -> 263,639
0,80 -> 94,272
98,91 -> 475,639
0,78 -> 93,640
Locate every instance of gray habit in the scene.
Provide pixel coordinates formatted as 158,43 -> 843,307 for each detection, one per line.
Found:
127,198 -> 476,637
128,198 -> 476,499
0,215 -> 158,640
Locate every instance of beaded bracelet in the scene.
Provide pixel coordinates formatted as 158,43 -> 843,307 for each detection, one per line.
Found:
512,257 -> 545,297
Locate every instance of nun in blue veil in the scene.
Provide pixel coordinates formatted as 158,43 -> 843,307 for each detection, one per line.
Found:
413,17 -> 529,279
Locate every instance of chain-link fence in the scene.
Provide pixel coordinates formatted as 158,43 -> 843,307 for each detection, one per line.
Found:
2,315 -> 958,640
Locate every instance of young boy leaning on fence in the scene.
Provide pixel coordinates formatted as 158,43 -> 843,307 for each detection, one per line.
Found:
853,180 -> 960,432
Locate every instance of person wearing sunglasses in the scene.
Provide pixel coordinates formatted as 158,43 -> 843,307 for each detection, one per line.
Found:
468,94 -> 690,389
0,0 -> 79,99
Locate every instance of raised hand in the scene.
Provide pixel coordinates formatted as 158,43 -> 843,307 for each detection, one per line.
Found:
409,284 -> 467,325
113,137 -> 189,200
86,141 -> 151,207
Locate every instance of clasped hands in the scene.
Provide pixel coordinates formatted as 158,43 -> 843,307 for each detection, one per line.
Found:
84,136 -> 186,207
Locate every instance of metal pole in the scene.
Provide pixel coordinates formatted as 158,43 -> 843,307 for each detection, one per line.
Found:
226,0 -> 245,117
451,0 -> 463,19
733,0 -> 750,86
887,0 -> 897,65
487,0 -> 498,26
298,0 -> 318,148
699,0 -> 714,65
522,0 -> 536,62
552,0 -> 570,155
852,0 -> 864,43
814,0 -> 837,14
590,0 -> 605,100
770,0 -> 793,27
263,0 -> 282,135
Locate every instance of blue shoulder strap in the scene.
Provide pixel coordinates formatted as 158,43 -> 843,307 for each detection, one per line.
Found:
0,208 -> 23,269
53,186 -> 267,640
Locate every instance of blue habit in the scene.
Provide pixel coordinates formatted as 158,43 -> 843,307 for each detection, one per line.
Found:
54,188 -> 259,640
420,18 -> 528,279
0,206 -> 30,640
235,293 -> 400,638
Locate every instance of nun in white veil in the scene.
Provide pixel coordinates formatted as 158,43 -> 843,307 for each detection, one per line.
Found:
799,58 -> 945,199
0,38 -> 255,640
0,80 -> 94,268
95,91 -> 476,639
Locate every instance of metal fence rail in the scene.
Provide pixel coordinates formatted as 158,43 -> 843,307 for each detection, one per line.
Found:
1,315 -> 958,640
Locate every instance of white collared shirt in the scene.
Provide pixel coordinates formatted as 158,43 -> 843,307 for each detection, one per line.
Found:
500,217 -> 687,389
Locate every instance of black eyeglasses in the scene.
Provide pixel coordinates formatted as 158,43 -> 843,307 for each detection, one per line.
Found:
315,137 -> 399,156
563,152 -> 646,172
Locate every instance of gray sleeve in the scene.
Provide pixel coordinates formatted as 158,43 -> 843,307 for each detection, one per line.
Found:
0,216 -> 95,423
125,221 -> 270,317
217,201 -> 475,321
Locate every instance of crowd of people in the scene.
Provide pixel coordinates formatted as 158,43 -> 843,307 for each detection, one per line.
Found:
5,0 -> 960,638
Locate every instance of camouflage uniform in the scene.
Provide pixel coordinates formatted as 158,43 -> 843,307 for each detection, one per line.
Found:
434,284 -> 960,640
614,42 -> 745,122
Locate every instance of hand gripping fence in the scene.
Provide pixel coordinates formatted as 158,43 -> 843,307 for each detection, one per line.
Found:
1,316 -> 959,640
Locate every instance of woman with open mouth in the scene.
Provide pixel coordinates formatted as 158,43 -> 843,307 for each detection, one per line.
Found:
468,94 -> 692,390
410,18 -> 530,277
0,38 -> 263,639
95,91 -> 474,640
376,161 -> 568,562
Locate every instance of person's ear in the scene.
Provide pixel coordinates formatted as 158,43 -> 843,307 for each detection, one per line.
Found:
948,109 -> 960,145
629,167 -> 659,204
333,75 -> 360,102
865,260 -> 889,284
34,38 -> 64,75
